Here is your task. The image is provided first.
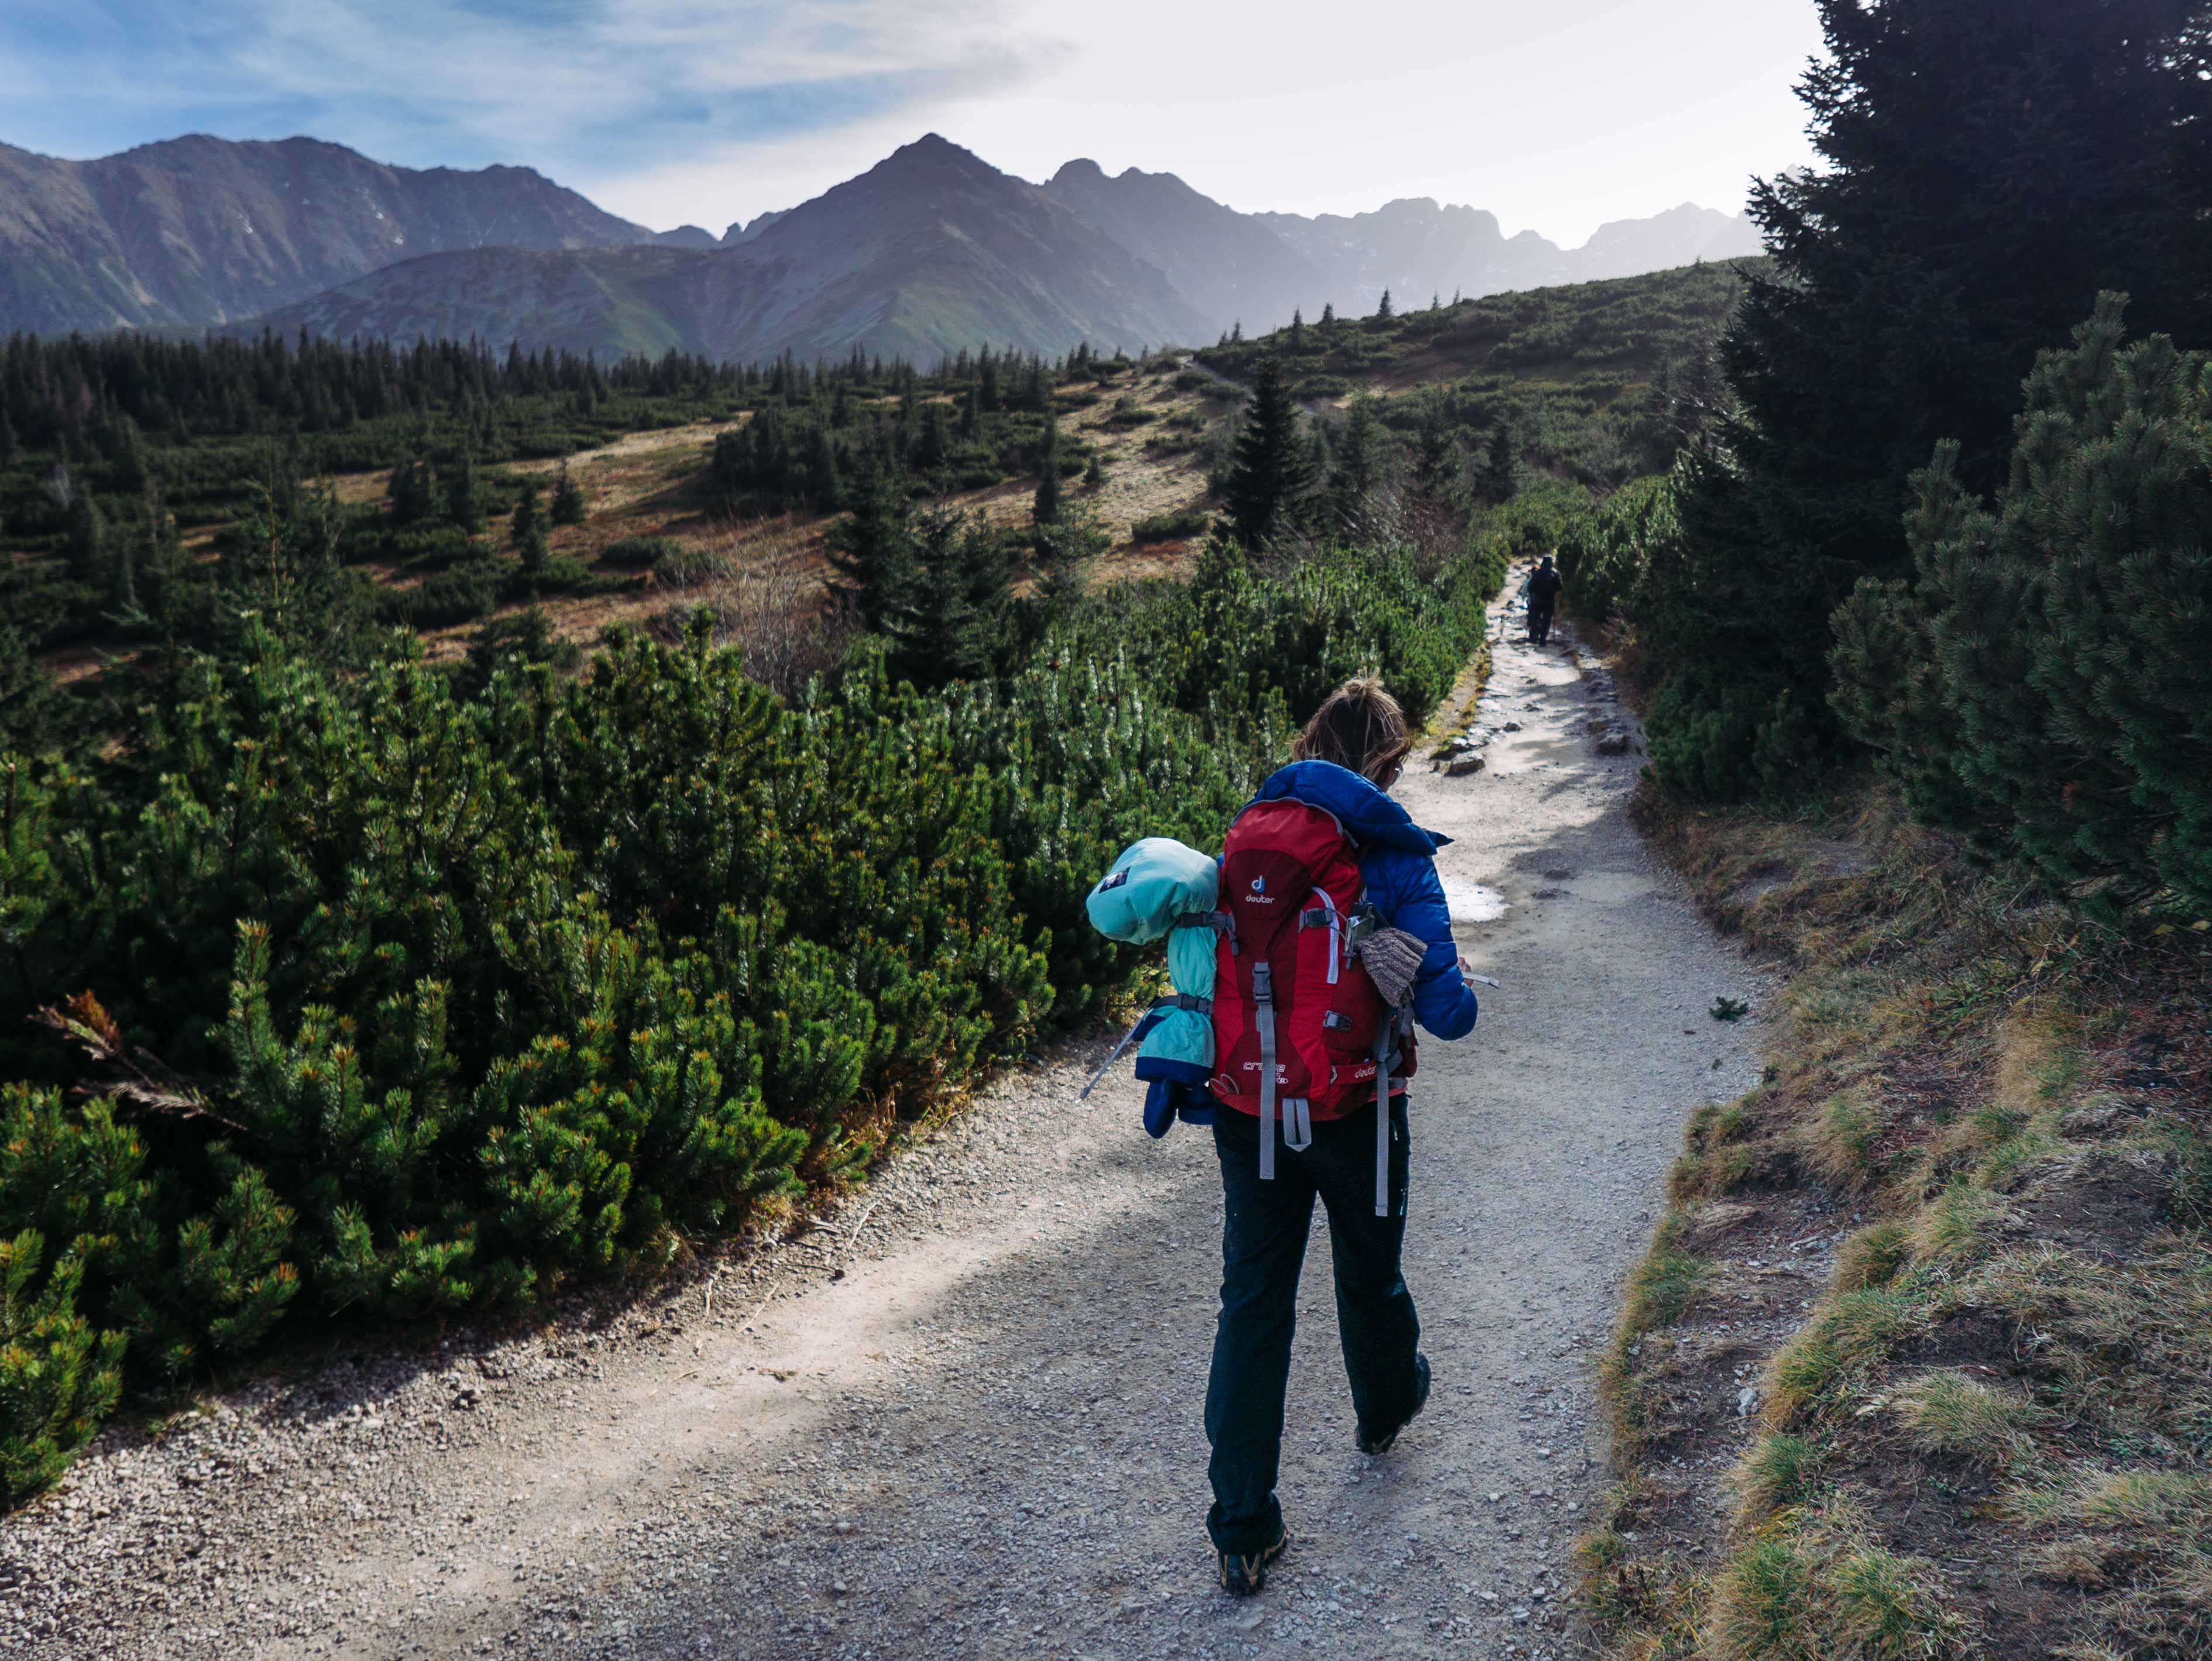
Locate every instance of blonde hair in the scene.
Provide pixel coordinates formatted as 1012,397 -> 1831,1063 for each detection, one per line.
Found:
1292,678 -> 1411,786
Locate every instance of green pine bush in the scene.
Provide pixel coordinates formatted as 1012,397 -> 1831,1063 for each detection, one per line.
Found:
1,1230 -> 126,1505
0,518 -> 1506,1504
1831,297 -> 2212,916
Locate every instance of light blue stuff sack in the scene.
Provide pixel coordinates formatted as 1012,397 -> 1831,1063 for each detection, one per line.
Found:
1085,838 -> 1218,945
1081,839 -> 1220,1110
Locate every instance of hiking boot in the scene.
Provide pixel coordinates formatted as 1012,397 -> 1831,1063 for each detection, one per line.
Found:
1357,1352 -> 1432,1455
1217,1529 -> 1288,1597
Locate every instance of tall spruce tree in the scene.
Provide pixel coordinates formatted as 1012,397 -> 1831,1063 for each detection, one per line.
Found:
825,458 -> 916,632
1648,0 -> 2212,800
510,482 -> 548,573
1330,396 -> 1390,534
64,496 -> 104,589
1222,357 -> 1315,549
1032,410 -> 1063,528
882,507 -> 1008,689
804,425 -> 841,512
443,454 -> 482,533
1375,290 -> 1393,321
550,459 -> 589,527
1472,422 -> 1524,507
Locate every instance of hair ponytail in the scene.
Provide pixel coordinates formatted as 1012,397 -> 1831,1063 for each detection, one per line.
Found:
1292,678 -> 1411,786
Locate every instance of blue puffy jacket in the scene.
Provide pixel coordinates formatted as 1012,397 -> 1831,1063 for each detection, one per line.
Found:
1248,761 -> 1479,1042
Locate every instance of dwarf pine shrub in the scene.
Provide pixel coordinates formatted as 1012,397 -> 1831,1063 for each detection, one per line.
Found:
1832,297 -> 2212,917
0,530 -> 1505,1502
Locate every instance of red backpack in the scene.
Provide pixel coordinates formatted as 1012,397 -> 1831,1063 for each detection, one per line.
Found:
1205,799 -> 1416,1215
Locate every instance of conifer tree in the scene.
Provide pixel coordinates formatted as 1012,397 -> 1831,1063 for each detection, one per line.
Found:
1221,357 -> 1315,549
443,454 -> 483,533
1230,321 -> 1243,343
1032,498 -> 1108,608
1320,302 -> 1335,326
1032,410 -> 1063,528
882,507 -> 1008,688
139,480 -> 181,631
1330,396 -> 1390,533
825,458 -> 916,632
107,524 -> 136,614
805,425 -> 841,513
1471,422 -> 1524,507
1650,0 -> 2212,798
1410,393 -> 1460,496
1375,290 -> 1393,321
0,412 -> 16,466
64,496 -> 104,589
511,482 -> 548,573
1830,297 -> 2212,913
0,624 -> 70,756
1289,309 -> 1304,350
0,1230 -> 125,1505
550,459 -> 588,527
385,457 -> 426,526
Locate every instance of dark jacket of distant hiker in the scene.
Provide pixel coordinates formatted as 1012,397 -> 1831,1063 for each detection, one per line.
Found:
1528,566 -> 1564,611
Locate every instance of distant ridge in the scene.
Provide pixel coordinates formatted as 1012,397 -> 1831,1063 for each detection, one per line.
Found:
249,136 -> 1209,365
0,128 -> 1764,363
0,134 -> 655,334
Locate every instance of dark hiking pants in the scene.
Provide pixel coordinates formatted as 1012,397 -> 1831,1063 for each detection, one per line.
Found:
1204,1095 -> 1420,1556
1529,604 -> 1554,644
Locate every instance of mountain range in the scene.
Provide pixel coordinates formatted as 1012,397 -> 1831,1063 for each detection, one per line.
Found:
0,132 -> 1761,365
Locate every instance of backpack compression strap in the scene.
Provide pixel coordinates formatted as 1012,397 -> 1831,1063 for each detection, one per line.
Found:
1253,961 -> 1278,1182
1371,1007 -> 1412,1218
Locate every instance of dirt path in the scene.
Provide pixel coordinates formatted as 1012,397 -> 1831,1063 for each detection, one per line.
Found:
1,590 -> 1766,1661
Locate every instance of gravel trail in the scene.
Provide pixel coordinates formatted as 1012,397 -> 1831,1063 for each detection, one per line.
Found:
1,590 -> 1765,1661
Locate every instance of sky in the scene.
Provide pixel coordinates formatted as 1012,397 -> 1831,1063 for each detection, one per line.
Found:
1,0 -> 1827,246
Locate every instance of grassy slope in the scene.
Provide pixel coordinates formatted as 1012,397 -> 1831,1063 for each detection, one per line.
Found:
314,364 -> 1228,667
1197,259 -> 1760,490
1582,785 -> 2212,1661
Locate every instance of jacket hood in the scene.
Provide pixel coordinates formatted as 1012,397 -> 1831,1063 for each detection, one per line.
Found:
1251,761 -> 1452,854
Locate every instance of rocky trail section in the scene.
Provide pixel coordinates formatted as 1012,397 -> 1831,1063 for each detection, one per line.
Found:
2,592 -> 1765,1661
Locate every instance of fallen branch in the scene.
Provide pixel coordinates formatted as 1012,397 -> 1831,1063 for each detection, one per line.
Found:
32,990 -> 250,1133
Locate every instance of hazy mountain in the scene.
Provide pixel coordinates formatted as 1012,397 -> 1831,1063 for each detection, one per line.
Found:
1565,203 -> 1764,283
722,210 -> 788,246
1,126 -> 1761,365
1249,198 -> 1569,320
253,136 -> 1210,364
1042,160 -> 1330,341
1040,170 -> 1762,333
0,134 -> 654,335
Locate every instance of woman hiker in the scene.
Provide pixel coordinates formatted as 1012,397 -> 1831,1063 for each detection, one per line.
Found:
1204,678 -> 1479,1596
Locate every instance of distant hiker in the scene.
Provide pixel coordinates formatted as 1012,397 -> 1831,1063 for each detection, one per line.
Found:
1202,680 -> 1478,1597
1526,556 -> 1563,646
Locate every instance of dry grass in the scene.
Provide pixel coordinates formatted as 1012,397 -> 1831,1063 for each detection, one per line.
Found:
272,375 -> 1227,675
1583,778 -> 2212,1661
